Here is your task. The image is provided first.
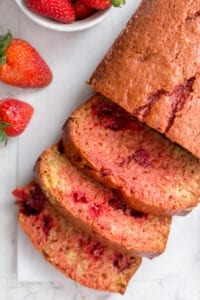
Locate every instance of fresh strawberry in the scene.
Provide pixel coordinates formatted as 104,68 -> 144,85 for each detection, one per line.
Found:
73,0 -> 95,20
80,0 -> 125,9
0,31 -> 52,88
26,0 -> 75,23
0,98 -> 34,144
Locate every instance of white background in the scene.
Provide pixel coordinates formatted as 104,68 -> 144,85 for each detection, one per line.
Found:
1,0 -> 200,299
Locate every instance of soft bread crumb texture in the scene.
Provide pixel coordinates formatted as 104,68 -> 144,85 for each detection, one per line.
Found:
14,183 -> 141,294
35,143 -> 171,258
63,94 -> 200,216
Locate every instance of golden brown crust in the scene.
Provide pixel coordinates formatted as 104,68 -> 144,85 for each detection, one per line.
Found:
89,0 -> 200,158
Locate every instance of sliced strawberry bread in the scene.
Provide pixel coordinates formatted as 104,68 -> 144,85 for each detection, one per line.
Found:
34,143 -> 171,258
14,182 -> 141,294
63,94 -> 200,216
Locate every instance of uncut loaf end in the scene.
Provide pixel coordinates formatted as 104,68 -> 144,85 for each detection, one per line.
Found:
89,0 -> 200,159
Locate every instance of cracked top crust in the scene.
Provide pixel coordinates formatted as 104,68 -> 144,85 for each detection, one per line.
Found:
89,0 -> 200,158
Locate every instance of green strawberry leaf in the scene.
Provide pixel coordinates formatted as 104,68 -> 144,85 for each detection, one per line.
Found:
0,129 -> 8,145
0,53 -> 6,65
0,122 -> 11,128
0,122 -> 11,145
0,31 -> 12,65
112,0 -> 125,7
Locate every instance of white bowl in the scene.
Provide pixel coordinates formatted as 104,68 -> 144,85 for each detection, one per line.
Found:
15,0 -> 112,32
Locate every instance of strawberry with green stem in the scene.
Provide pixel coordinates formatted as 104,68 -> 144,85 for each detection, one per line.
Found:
0,98 -> 34,144
0,31 -> 52,88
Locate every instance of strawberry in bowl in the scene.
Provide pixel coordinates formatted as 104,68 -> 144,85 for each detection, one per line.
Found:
25,0 -> 125,23
26,0 -> 76,23
79,0 -> 125,10
15,0 -> 124,31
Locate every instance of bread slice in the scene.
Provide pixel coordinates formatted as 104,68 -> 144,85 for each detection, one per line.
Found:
63,94 -> 200,216
89,0 -> 200,159
34,142 -> 171,258
14,182 -> 141,294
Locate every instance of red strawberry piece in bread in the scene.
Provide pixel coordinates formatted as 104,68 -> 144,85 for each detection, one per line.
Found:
80,0 -> 125,9
26,0 -> 75,23
0,98 -> 34,144
0,31 -> 52,88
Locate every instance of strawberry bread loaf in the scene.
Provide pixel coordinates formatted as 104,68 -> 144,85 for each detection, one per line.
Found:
63,94 -> 200,216
89,0 -> 200,159
34,142 -> 171,258
14,182 -> 141,294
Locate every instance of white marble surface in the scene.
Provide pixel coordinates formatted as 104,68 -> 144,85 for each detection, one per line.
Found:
1,0 -> 200,299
